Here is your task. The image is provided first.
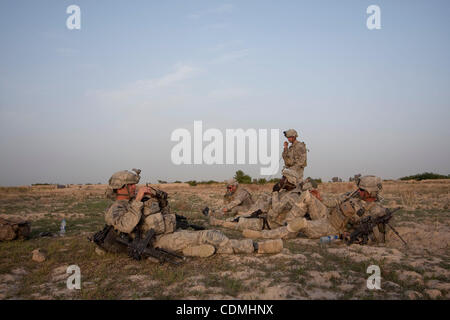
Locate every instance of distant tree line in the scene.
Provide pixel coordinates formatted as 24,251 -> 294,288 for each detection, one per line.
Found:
399,172 -> 450,181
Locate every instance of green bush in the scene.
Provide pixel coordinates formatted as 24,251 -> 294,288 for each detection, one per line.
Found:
186,180 -> 197,186
234,170 -> 252,184
399,172 -> 449,181
257,178 -> 267,185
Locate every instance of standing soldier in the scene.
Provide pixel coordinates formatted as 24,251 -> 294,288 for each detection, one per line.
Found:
282,129 -> 307,181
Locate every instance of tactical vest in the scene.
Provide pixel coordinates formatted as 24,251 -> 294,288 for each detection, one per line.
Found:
328,200 -> 358,233
140,212 -> 176,235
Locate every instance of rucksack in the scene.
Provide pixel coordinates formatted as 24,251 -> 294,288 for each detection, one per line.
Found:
0,217 -> 31,241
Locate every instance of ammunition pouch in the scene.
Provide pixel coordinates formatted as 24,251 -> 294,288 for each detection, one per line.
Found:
141,213 -> 176,235
328,200 -> 357,232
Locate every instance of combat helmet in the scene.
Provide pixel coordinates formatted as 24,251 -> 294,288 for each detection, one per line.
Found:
108,168 -> 141,189
283,129 -> 298,138
356,175 -> 382,196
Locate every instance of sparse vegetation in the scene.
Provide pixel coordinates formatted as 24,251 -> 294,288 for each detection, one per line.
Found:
0,180 -> 448,300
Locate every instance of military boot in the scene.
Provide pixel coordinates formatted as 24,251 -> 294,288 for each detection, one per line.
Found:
256,239 -> 283,254
242,229 -> 262,238
287,217 -> 307,233
182,244 -> 216,257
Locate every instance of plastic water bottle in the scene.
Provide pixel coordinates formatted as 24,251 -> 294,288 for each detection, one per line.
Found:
320,235 -> 338,244
60,219 -> 66,236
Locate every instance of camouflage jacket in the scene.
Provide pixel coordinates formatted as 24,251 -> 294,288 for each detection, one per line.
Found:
327,192 -> 387,233
105,199 -> 143,234
223,187 -> 254,212
282,140 -> 307,172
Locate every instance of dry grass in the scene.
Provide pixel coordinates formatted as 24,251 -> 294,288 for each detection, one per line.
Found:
0,180 -> 449,300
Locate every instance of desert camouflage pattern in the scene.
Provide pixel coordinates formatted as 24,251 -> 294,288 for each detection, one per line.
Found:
283,129 -> 298,138
209,215 -> 263,231
243,179 -> 387,242
154,229 -> 255,255
105,199 -> 143,234
104,189 -> 282,257
282,140 -> 307,179
108,169 -> 141,189
223,186 -> 254,214
282,168 -> 301,185
357,175 -> 383,196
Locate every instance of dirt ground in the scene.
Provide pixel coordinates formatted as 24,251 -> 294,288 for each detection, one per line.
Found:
0,180 -> 449,300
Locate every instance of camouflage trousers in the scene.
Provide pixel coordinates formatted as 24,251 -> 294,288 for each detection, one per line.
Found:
243,218 -> 338,240
154,229 -> 283,256
284,189 -> 328,223
287,218 -> 339,239
209,216 -> 264,231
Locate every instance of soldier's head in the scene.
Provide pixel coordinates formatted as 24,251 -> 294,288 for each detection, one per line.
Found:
300,177 -> 318,191
106,168 -> 141,200
283,129 -> 298,143
356,175 -> 382,200
226,178 -> 238,193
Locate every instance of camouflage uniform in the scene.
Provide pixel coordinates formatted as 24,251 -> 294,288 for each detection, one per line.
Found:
243,176 -> 388,243
103,170 -> 283,257
208,179 -> 254,219
223,186 -> 254,215
210,171 -> 319,232
282,129 -> 307,180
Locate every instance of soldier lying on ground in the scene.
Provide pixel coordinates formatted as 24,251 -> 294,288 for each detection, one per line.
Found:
242,175 -> 392,245
92,169 -> 283,260
206,169 -> 322,235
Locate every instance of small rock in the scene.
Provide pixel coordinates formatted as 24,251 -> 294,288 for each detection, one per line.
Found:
424,289 -> 442,299
95,247 -> 106,256
311,253 -> 322,259
32,249 -> 46,263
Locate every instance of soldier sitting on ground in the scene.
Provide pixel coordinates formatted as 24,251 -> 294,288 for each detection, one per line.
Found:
206,169 -> 322,235
206,178 -> 254,219
242,175 -> 390,245
93,169 -> 283,259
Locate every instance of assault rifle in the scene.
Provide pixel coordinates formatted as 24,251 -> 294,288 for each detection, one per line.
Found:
347,207 -> 407,247
175,213 -> 205,230
90,224 -> 113,245
233,209 -> 271,230
116,228 -> 185,265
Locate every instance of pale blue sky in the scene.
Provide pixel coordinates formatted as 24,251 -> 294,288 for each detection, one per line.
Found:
0,0 -> 449,185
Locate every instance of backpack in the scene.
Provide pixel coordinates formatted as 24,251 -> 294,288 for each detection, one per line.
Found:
0,217 -> 31,241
